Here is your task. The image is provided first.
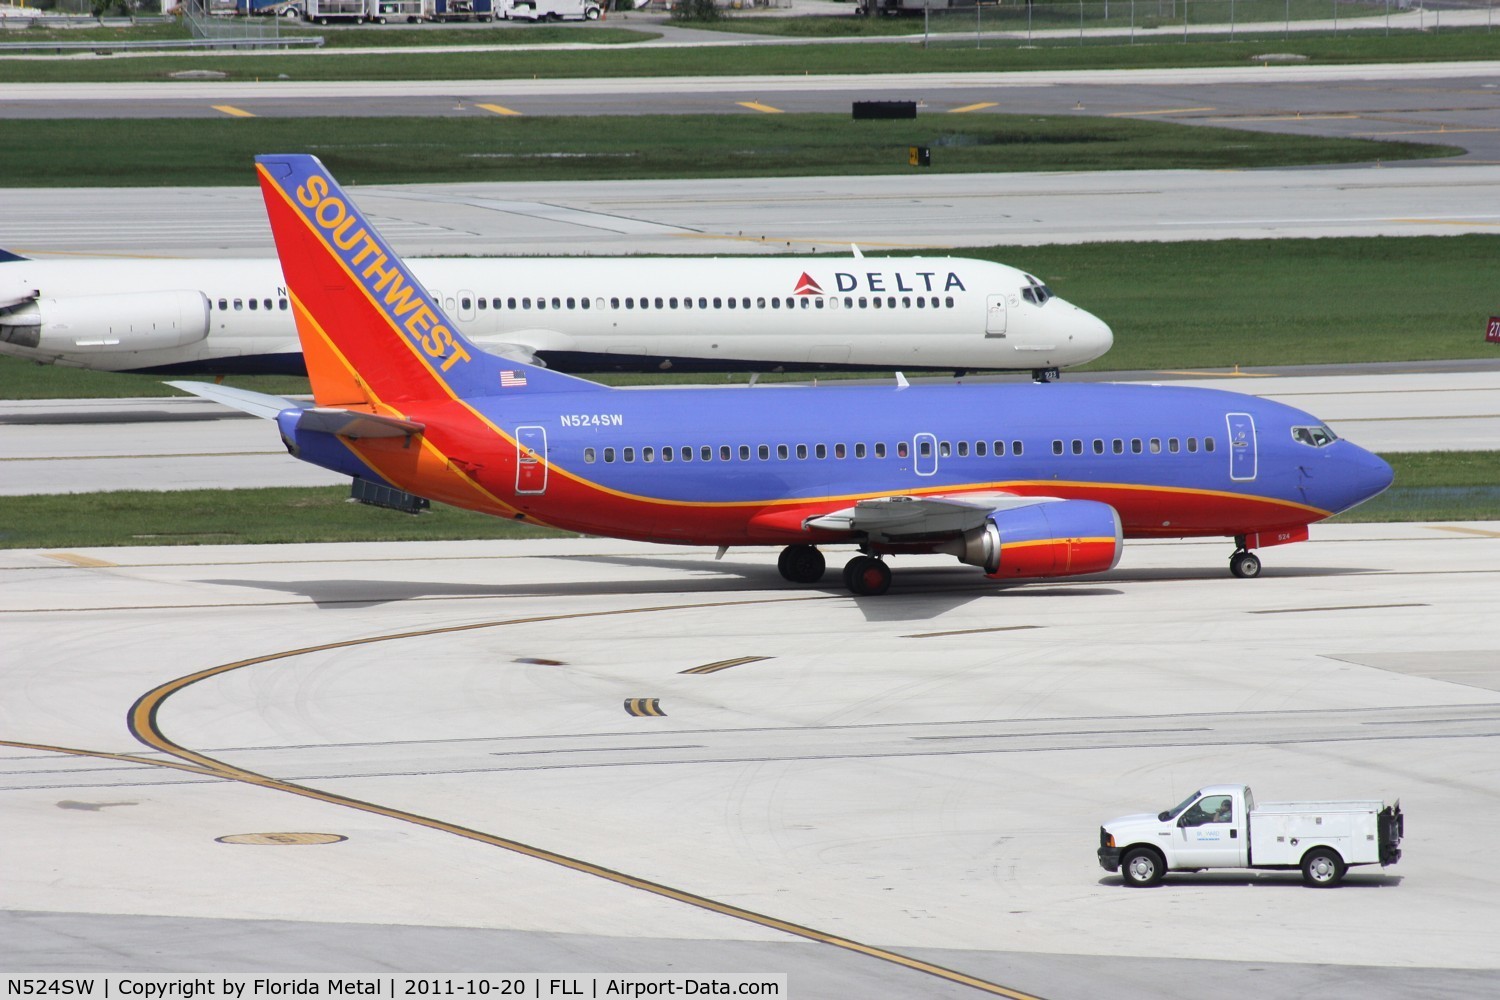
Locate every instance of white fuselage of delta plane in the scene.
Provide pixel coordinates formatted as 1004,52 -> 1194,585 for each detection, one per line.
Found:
0,255 -> 1112,376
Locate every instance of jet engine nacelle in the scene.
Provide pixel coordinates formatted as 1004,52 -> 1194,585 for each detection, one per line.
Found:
0,290 -> 210,353
938,499 -> 1123,579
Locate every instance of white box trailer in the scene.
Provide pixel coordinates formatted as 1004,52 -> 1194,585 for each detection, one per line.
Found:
1098,783 -> 1403,887
303,0 -> 369,21
503,0 -> 601,20
370,0 -> 425,20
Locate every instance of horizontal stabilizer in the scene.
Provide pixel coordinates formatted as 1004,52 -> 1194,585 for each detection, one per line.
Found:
0,248 -> 28,264
297,407 -> 425,440
166,380 -> 300,420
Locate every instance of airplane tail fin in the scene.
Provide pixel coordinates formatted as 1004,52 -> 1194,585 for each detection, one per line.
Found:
0,248 -> 29,263
254,154 -> 602,408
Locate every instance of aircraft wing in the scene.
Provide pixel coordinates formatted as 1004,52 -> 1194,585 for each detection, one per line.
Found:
804,492 -> 1062,542
469,338 -> 542,365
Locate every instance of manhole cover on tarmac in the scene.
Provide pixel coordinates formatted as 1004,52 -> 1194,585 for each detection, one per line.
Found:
215,833 -> 348,846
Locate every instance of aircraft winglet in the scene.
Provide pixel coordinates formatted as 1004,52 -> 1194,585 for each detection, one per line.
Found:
253,154 -> 602,407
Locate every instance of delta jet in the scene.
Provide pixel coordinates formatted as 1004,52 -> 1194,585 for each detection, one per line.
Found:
0,246 -> 1110,381
175,155 -> 1392,596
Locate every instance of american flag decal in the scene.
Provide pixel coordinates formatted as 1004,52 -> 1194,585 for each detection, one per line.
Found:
500,370 -> 528,388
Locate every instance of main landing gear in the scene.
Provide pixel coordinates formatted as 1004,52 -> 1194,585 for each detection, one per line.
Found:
776,544 -> 892,596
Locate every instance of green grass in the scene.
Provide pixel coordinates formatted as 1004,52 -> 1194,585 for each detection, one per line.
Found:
0,486 -> 570,549
2,28 -> 1499,82
3,234 -> 1496,400
0,450 -> 1491,549
1329,452 -> 1500,523
0,113 -> 1449,188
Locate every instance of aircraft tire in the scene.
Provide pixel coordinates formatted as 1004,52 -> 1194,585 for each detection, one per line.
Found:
844,556 -> 891,597
1230,550 -> 1261,579
777,544 -> 825,584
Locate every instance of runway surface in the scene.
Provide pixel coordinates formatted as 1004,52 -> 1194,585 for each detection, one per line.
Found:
5,162 -> 1500,259
3,368 -> 1494,495
4,524 -> 1499,998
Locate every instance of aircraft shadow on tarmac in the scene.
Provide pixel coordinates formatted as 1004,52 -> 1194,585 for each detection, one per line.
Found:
1099,873 -> 1404,889
201,556 -> 1368,615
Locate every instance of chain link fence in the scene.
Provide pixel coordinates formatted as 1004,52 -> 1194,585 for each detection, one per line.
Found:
877,0 -> 1498,43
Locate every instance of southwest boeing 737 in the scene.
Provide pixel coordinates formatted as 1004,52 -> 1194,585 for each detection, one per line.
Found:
0,247 -> 1109,380
174,155 -> 1393,596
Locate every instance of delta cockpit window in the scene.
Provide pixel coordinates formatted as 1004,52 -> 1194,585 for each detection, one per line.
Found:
1292,424 -> 1339,448
1020,274 -> 1053,306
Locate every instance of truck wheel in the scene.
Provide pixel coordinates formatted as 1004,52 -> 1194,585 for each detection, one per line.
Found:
584,4 -> 599,15
1301,848 -> 1346,887
1121,848 -> 1165,887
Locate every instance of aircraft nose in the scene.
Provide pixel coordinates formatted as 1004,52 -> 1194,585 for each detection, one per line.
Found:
1334,443 -> 1394,514
1076,305 -> 1113,364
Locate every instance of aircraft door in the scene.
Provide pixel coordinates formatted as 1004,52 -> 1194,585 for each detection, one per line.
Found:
914,432 -> 938,476
986,294 -> 1007,337
1226,412 -> 1257,482
515,426 -> 548,495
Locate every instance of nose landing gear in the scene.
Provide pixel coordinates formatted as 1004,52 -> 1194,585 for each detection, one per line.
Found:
1229,548 -> 1261,579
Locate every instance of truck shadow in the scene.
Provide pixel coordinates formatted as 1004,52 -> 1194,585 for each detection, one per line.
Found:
1099,873 -> 1404,889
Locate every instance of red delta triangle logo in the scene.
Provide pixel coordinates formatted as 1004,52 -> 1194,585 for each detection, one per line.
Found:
793,272 -> 823,296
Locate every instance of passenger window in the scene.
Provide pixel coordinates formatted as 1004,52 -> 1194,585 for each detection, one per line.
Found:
218,298 -> 228,310
916,297 -> 925,309
1187,437 -> 1198,453
1113,439 -> 1124,454
1013,441 -> 1023,456
975,441 -> 987,457
681,447 -> 692,462
993,441 -> 1004,456
777,445 -> 789,460
720,446 -> 731,461
757,297 -> 766,309
875,443 -> 887,459
661,448 -> 673,463
834,443 -> 846,459
859,297 -> 868,308
758,445 -> 770,460
796,444 -> 807,460
584,448 -> 596,463
609,297 -> 619,309
552,297 -> 561,310
566,297 -> 575,309
460,297 -> 471,310
233,299 -> 243,310
623,447 -> 635,462
701,446 -> 712,461
1072,440 -> 1083,456
508,298 -> 517,309
653,297 -> 663,309
1132,439 -> 1143,454
897,442 -> 909,459
854,443 -> 867,459
873,298 -> 882,310
699,298 -> 708,309
919,440 -> 932,458
524,297 -> 533,309
945,296 -> 955,307
1150,438 -> 1162,454
1205,438 -> 1216,452
1093,439 -> 1104,455
263,298 -> 272,310
1169,438 -> 1180,453
815,298 -> 825,309
604,447 -> 615,463
582,298 -> 591,310
249,298 -> 258,310
478,299 -> 487,310
1053,440 -> 1064,456
815,444 -> 827,459
957,441 -> 969,458
713,297 -> 723,309
642,447 -> 654,462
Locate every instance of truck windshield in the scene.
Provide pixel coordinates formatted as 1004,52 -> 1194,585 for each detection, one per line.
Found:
1160,789 -> 1203,822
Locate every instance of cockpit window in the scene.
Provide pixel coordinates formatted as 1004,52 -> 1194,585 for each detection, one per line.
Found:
1292,425 -> 1339,448
1020,273 -> 1053,306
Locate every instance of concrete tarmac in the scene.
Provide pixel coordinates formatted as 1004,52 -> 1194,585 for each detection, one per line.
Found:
2,368 -> 1495,495
3,525 -> 1498,997
6,162 -> 1500,259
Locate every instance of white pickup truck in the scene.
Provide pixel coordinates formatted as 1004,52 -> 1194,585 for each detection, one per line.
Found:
1098,784 -> 1403,887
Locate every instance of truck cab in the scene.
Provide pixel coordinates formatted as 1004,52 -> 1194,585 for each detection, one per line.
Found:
1098,784 -> 1402,888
